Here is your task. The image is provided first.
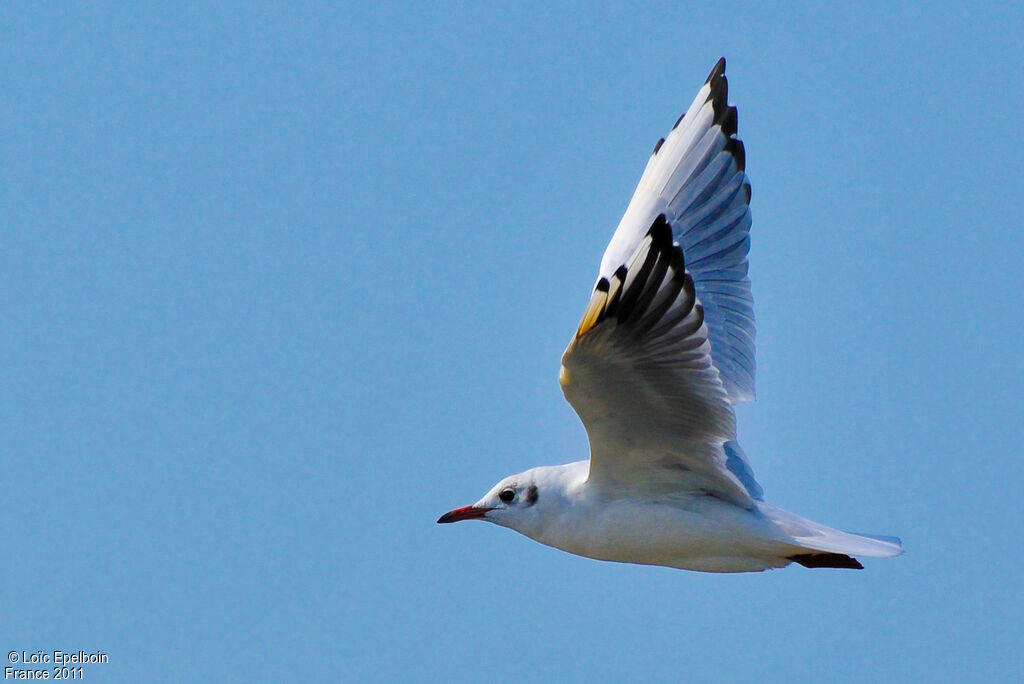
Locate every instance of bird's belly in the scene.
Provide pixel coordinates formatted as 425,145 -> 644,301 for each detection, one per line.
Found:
538,499 -> 787,573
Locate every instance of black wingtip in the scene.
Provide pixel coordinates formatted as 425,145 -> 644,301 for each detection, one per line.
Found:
646,214 -> 672,247
720,106 -> 738,138
705,57 -> 726,84
725,137 -> 746,171
670,243 -> 686,276
710,75 -> 728,115
704,58 -> 732,129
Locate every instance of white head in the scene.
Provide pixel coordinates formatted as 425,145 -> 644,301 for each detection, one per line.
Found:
437,464 -> 578,538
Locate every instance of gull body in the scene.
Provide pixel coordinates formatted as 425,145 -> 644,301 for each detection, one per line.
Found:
438,59 -> 902,573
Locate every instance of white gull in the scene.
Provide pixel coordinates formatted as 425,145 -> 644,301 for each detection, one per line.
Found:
438,58 -> 902,573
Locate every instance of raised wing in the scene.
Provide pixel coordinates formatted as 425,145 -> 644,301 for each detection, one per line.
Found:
598,58 -> 754,403
560,216 -> 756,506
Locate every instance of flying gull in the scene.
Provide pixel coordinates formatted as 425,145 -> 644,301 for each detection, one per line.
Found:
438,58 -> 902,572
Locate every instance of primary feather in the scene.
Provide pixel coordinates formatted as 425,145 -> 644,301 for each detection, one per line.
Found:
599,58 -> 754,404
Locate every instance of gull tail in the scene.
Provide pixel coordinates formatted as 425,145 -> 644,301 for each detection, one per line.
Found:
759,503 -> 903,570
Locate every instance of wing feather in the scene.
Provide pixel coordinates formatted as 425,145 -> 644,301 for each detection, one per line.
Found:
561,60 -> 765,504
598,58 -> 755,403
561,215 -> 755,505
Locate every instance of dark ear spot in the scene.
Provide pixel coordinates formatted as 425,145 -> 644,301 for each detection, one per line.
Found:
525,485 -> 538,506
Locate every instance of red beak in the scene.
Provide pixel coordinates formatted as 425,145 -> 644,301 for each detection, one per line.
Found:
437,505 -> 493,524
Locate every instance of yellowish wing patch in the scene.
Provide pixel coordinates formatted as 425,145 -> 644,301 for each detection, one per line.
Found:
575,284 -> 608,338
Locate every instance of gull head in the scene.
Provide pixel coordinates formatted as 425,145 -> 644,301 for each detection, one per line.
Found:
437,467 -> 558,535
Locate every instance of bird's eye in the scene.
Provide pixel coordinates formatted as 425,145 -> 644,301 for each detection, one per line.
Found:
499,489 -> 516,503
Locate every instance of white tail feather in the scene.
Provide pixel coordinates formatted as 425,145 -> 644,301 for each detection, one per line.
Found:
760,503 -> 904,559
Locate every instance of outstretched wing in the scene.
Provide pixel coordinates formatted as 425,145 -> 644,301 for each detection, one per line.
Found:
560,60 -> 761,505
598,58 -> 754,403
561,216 -> 755,506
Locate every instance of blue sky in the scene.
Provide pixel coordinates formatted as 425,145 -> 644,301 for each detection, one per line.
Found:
3,2 -> 1022,681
